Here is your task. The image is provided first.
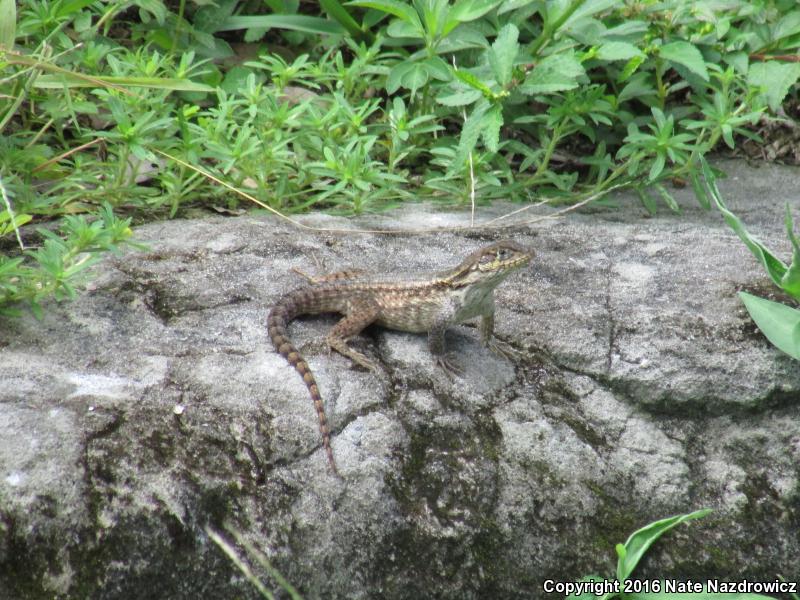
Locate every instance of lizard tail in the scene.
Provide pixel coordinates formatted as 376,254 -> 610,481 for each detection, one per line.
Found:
267,302 -> 339,475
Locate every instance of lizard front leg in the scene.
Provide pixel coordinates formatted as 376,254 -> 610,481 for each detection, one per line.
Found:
327,297 -> 381,371
428,300 -> 463,378
479,296 -> 519,360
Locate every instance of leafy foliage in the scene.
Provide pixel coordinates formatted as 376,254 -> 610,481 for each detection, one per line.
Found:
701,157 -> 800,360
3,0 -> 800,313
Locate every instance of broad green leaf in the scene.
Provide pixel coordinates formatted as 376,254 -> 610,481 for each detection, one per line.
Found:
747,61 -> 800,112
618,71 -> 656,103
436,24 -> 489,52
702,157 -> 789,289
519,51 -> 585,95
596,41 -> 642,62
387,18 -> 424,38
482,104 -> 503,152
781,205 -> 800,298
488,23 -> 519,87
616,509 -> 711,583
0,0 -> 15,50
739,292 -> 800,360
448,0 -> 503,24
58,0 -> 97,16
132,0 -> 167,24
436,88 -> 482,106
772,10 -> 800,42
564,0 -> 618,24
218,15 -> 345,35
347,0 -> 420,25
659,41 -> 709,82
453,100 -> 489,170
401,61 -> 431,97
421,55 -> 451,81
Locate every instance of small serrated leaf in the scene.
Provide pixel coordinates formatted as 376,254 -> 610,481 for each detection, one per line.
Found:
519,51 -> 585,95
488,23 -> 519,87
596,41 -> 642,62
747,61 -> 800,112
452,101 -> 489,170
436,88 -> 483,106
481,104 -> 503,152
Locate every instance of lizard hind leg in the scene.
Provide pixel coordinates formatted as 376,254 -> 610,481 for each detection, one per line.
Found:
326,298 -> 381,371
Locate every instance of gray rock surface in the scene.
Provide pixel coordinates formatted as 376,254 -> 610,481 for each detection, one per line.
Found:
1,159 -> 798,599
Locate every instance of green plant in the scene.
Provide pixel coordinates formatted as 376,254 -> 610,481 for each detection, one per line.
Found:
699,157 -> 800,361
5,0 -> 800,317
566,508 -> 781,600
207,524 -> 304,600
0,199 -> 140,317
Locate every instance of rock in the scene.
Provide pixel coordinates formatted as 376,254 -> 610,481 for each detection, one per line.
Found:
1,159 -> 798,599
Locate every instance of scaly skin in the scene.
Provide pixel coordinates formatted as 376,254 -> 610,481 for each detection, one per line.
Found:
267,240 -> 533,474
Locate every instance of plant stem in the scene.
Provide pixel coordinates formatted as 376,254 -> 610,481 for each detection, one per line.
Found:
528,0 -> 587,57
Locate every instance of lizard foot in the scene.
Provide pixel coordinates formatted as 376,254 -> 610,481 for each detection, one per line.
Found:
487,338 -> 521,361
435,354 -> 464,379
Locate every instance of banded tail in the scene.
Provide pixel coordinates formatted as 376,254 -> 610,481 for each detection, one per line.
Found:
267,292 -> 338,475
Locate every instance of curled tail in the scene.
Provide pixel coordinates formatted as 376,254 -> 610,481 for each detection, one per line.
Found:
268,298 -> 339,475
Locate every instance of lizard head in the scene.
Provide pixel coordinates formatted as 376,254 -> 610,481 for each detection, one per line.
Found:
443,240 -> 533,286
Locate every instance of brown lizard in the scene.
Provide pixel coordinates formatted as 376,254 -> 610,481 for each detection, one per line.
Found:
267,240 -> 533,474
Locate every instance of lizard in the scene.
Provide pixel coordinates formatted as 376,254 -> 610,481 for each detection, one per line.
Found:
267,240 -> 533,475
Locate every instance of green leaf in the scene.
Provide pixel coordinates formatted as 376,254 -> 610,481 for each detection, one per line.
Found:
659,41 -> 709,82
482,104 -> 503,152
648,152 -> 665,182
448,0 -> 502,24
453,101 -> 489,170
772,11 -> 800,42
319,0 -> 370,41
401,61 -> 431,97
453,68 -> 495,96
747,61 -> 800,112
701,157 -> 790,290
636,187 -> 657,215
616,509 -> 711,583
0,0 -> 16,50
57,0 -> 97,16
519,51 -> 585,95
436,88 -> 483,106
739,292 -> 800,360
348,0 -> 420,25
596,41 -> 643,62
654,183 -> 679,213
618,72 -> 656,104
781,204 -> 800,298
217,15 -> 345,35
488,23 -> 519,87
34,75 -> 215,92
387,17 -> 424,38
689,170 -> 710,210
